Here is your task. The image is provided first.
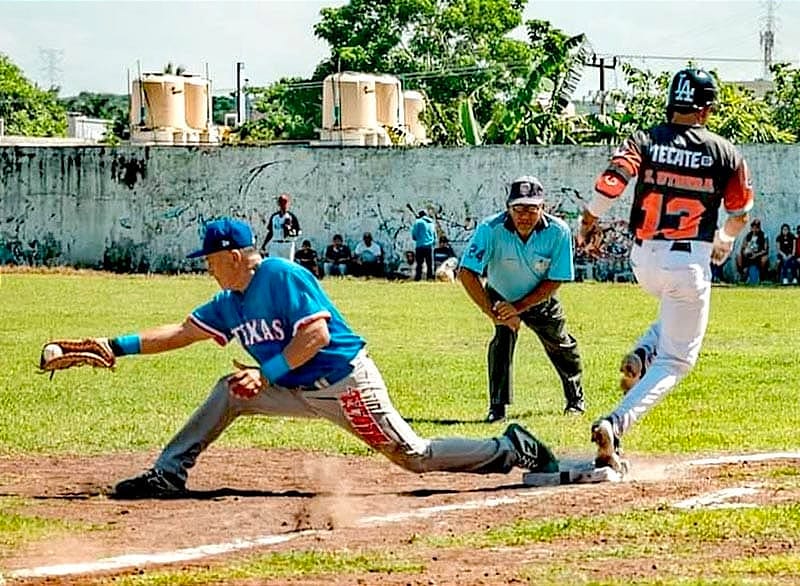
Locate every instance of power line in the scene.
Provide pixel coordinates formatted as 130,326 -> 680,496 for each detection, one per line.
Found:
615,54 -> 764,64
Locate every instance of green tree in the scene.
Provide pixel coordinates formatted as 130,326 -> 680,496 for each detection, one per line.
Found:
597,63 -> 794,145
0,53 -> 67,136
212,94 -> 235,125
59,92 -> 130,139
313,0 -> 533,145
767,63 -> 800,141
235,77 -> 320,143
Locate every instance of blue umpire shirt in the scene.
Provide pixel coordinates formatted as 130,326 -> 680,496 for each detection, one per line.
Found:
460,211 -> 575,303
190,258 -> 365,388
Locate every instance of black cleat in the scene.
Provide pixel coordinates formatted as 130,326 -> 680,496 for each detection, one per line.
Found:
503,423 -> 559,473
564,399 -> 586,415
112,468 -> 186,499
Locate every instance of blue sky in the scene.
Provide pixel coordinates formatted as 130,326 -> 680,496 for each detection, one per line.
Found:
2,0 -> 798,98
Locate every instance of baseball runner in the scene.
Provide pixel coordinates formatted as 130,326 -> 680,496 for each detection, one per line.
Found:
44,218 -> 557,498
578,68 -> 754,472
459,176 -> 586,423
261,193 -> 301,261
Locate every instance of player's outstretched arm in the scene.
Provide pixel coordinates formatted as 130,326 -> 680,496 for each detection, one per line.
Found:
133,318 -> 214,355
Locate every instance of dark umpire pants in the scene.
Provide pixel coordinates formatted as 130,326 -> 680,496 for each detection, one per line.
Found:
487,289 -> 584,411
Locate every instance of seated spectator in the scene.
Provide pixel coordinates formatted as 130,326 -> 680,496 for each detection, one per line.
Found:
388,251 -> 416,281
433,236 -> 456,267
795,225 -> 800,283
324,234 -> 352,277
353,232 -> 384,278
776,223 -> 797,285
736,219 -> 769,284
295,239 -> 320,278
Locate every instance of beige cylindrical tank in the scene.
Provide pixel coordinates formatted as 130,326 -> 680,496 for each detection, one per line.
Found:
184,76 -> 209,130
322,72 -> 377,130
130,74 -> 186,129
374,74 -> 403,128
403,90 -> 427,143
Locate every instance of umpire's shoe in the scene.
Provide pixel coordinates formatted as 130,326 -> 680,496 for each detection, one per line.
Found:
503,423 -> 559,473
485,406 -> 507,423
112,468 -> 186,499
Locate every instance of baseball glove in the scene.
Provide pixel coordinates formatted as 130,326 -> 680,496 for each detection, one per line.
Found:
39,338 -> 116,379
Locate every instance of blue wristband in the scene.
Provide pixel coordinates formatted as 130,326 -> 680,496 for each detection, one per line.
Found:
111,334 -> 141,356
261,353 -> 290,383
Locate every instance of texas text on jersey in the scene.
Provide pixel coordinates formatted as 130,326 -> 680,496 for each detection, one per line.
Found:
595,124 -> 753,242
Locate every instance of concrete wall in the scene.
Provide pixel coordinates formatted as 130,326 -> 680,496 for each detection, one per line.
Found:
0,144 -> 798,272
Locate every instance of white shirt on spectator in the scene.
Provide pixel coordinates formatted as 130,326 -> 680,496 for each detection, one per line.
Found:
355,241 -> 382,263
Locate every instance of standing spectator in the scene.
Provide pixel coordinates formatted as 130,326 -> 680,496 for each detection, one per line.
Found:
776,223 -> 797,285
353,232 -> 384,278
411,210 -> 435,281
324,234 -> 352,277
578,68 -> 753,472
261,194 -> 302,261
295,239 -> 320,278
459,176 -> 586,422
736,219 -> 769,284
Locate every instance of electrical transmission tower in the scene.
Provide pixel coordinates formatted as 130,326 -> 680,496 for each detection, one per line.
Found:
39,47 -> 64,89
760,0 -> 775,80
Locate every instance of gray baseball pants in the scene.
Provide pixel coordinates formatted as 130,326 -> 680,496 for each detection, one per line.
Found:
155,351 -> 520,482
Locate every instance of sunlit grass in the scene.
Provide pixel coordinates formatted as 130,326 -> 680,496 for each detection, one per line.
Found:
1,273 -> 797,458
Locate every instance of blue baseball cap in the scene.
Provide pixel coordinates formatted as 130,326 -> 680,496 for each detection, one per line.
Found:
187,218 -> 255,258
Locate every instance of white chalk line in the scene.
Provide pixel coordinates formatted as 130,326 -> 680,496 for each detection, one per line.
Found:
685,452 -> 800,467
7,493 -> 547,579
6,450 -> 800,580
672,486 -> 761,510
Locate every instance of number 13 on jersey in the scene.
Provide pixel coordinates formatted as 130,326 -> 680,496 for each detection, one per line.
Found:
636,191 -> 707,240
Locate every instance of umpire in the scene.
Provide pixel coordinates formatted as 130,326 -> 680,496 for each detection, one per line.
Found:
459,176 -> 586,422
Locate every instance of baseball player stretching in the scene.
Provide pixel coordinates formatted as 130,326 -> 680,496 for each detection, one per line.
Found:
578,68 -> 754,472
109,218 -> 556,498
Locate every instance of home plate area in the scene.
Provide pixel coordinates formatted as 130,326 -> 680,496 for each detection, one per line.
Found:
522,457 -> 626,486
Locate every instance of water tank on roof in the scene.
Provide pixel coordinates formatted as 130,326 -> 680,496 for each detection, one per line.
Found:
130,74 -> 186,129
403,90 -> 427,143
183,76 -> 209,130
374,74 -> 403,128
322,72 -> 377,130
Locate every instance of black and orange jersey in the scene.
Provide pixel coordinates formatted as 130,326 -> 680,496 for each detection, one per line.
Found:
594,123 -> 754,242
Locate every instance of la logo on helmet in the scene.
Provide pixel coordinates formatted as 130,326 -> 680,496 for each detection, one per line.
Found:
673,74 -> 695,103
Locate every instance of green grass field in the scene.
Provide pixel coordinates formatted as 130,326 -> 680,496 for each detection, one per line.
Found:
0,272 -> 797,457
1,272 -> 799,584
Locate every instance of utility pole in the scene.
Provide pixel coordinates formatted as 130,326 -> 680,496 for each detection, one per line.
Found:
584,54 -> 618,115
235,61 -> 246,126
760,0 -> 776,80
39,47 -> 63,90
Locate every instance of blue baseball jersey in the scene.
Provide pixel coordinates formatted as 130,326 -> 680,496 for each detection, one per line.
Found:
460,212 -> 575,302
190,258 -> 365,387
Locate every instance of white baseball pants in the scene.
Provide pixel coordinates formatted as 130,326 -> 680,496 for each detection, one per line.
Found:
609,240 -> 713,436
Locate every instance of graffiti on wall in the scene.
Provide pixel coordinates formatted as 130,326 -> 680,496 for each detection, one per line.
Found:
0,147 -> 650,277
